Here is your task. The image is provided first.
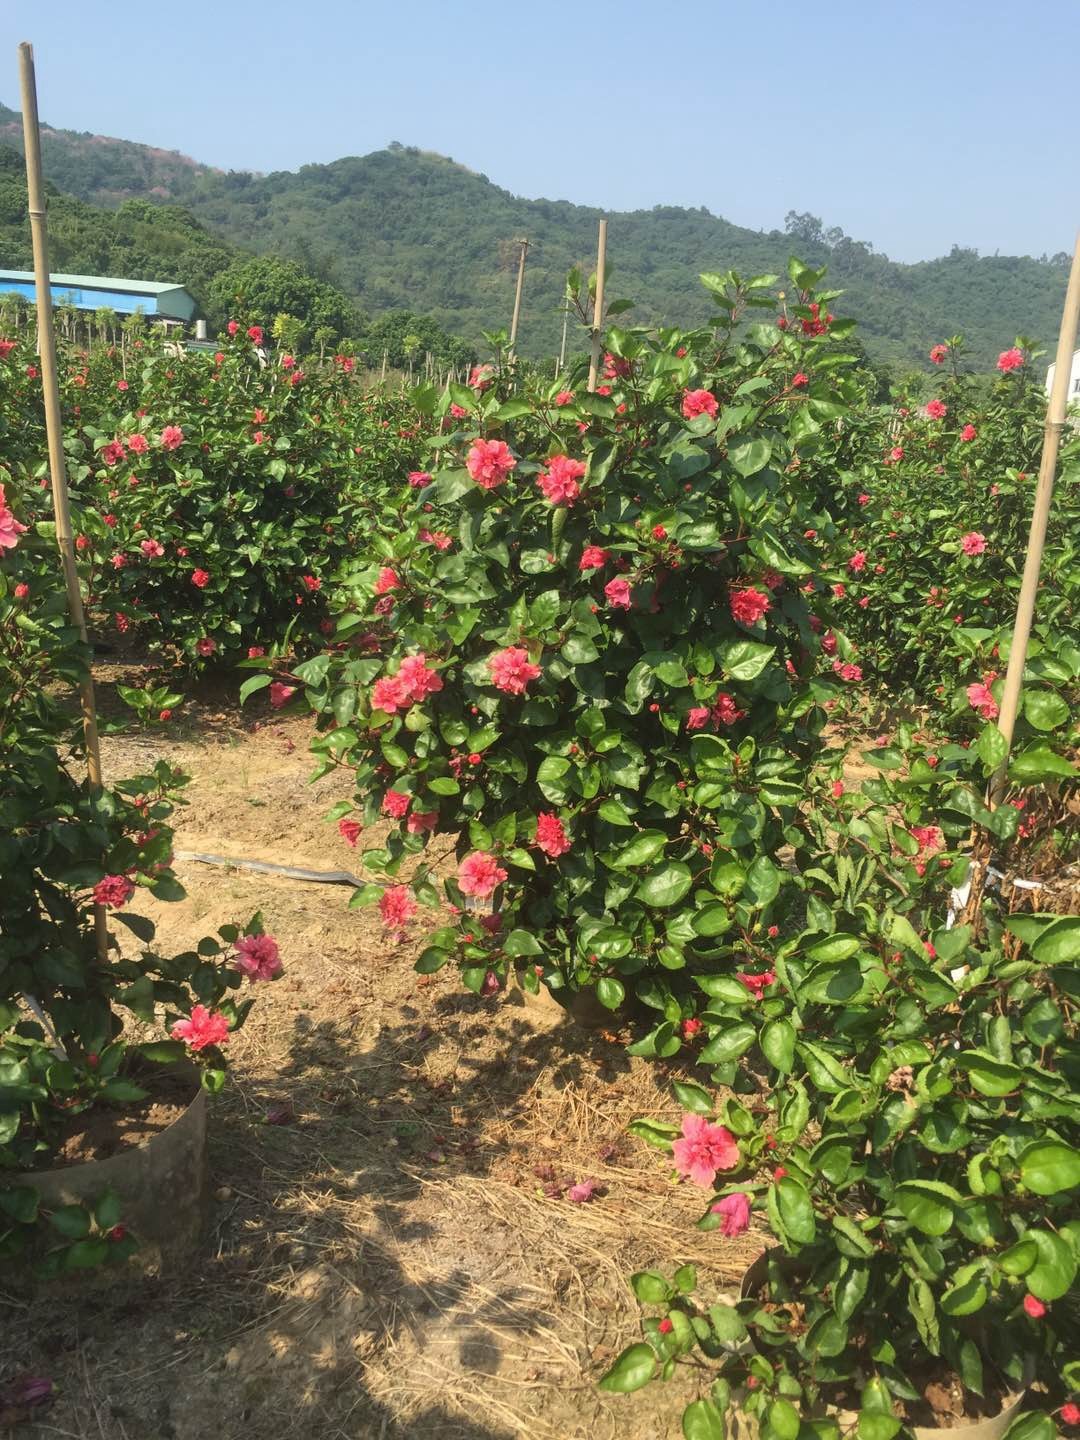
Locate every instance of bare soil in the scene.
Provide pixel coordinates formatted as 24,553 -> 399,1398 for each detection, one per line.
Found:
50,1080 -> 194,1168
1,663 -> 764,1440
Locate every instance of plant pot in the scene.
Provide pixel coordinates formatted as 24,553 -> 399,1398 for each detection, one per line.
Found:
15,1065 -> 208,1281
739,1252 -> 1028,1440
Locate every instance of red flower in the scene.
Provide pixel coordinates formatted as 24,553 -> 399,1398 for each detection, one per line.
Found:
171,1004 -> 229,1052
227,320 -> 239,335
736,970 -> 776,997
489,646 -> 542,695
729,587 -> 770,625
247,646 -> 265,658
579,545 -> 608,571
100,439 -> 126,466
379,885 -> 417,928
554,390 -> 574,406
408,470 -> 432,487
849,551 -> 867,572
247,325 -> 264,345
13,582 -> 29,599
191,568 -> 210,588
1023,1294 -> 1046,1319
382,790 -> 411,819
791,372 -> 809,388
1061,1405 -> 1080,1426
458,851 -> 508,898
269,682 -> 296,709
302,574 -> 321,591
651,524 -> 667,540
159,425 -> 184,450
127,433 -> 148,454
93,874 -> 134,909
681,388 -> 718,420
604,577 -> 632,609
929,343 -> 948,365
925,399 -> 947,420
535,812 -> 570,858
960,423 -> 977,442
682,1018 -> 702,1038
196,637 -> 216,656
466,439 -> 516,489
373,567 -> 400,596
997,347 -> 1024,373
961,532 -> 987,556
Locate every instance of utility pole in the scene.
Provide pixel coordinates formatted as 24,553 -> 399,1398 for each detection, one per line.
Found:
508,237 -> 529,356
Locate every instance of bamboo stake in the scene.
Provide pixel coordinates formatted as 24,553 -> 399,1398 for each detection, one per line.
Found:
19,41 -> 108,962
586,219 -> 608,393
508,237 -> 529,355
989,230 -> 1080,805
558,294 -> 570,373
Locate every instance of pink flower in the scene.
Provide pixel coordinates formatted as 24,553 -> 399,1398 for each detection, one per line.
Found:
100,439 -> 126,466
961,532 -> 987,556
567,1179 -> 600,1203
0,485 -> 28,551
960,424 -> 977,443
159,425 -> 184,450
126,433 -> 148,454
248,646 -> 265,658
714,693 -> 743,725
196,637 -> 216,656
191,568 -> 210,588
682,389 -> 719,420
374,567 -> 400,595
382,790 -> 411,818
537,454 -> 586,506
458,851 -> 508,898
730,587 -> 770,625
710,1192 -> 751,1236
92,874 -> 134,909
280,354 -> 295,369
13,582 -> 29,600
997,347 -> 1024,373
450,403 -> 468,419
929,343 -> 948,365
469,363 -> 495,391
579,545 -> 609,571
233,933 -> 282,981
686,707 -> 710,730
554,390 -> 575,406
247,325 -> 264,345
489,646 -> 541,695
535,812 -> 570,858
604,577 -> 632,609
111,553 -> 127,569
418,528 -> 453,550
408,470 -> 432,487
227,320 -> 239,335
466,438 -> 516,489
737,970 -> 777,997
171,1004 -> 229,1052
672,1113 -> 739,1188
849,551 -> 867,572
379,885 -> 417,928
407,810 -> 439,834
857,494 -> 871,507
832,780 -> 844,798
832,583 -> 846,599
0,338 -> 14,358
1060,1404 -> 1080,1426
270,682 -> 297,709
397,654 -> 443,702
910,825 -> 944,856
791,372 -> 808,388
924,399 -> 947,420
1023,1294 -> 1046,1319
140,538 -> 165,558
833,661 -> 863,682
339,818 -> 362,846
371,675 -> 408,713
966,681 -> 999,719
302,574 -> 321,591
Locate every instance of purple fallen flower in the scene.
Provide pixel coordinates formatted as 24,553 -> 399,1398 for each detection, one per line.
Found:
567,1179 -> 600,1203
265,1101 -> 294,1126
6,1376 -> 53,1407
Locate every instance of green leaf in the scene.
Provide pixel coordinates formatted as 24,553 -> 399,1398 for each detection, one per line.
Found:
975,723 -> 1008,771
719,640 -> 775,680
631,1269 -> 673,1304
775,1176 -> 816,1245
698,1023 -> 757,1065
1019,1140 -> 1080,1195
64,1238 -> 110,1269
597,977 -> 626,1010
683,1399 -> 726,1440
1023,689 -> 1069,731
1008,745 -> 1076,784
672,1080 -> 714,1114
48,1204 -> 91,1239
955,1050 -> 1023,1097
996,1240 -> 1037,1276
761,1019 -> 795,1073
598,1342 -> 656,1393
1025,1228 -> 1077,1301
728,436 -> 772,477
504,929 -> 542,958
137,1040 -> 186,1064
94,1189 -> 122,1231
893,1181 -> 961,1237
239,673 -> 272,705
637,863 -> 693,908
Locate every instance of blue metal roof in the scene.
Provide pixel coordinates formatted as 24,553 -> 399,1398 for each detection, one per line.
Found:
0,270 -> 196,320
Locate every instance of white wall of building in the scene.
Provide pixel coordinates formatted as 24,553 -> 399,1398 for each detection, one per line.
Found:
1045,348 -> 1080,400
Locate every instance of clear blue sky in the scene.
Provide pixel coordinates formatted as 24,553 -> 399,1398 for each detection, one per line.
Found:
3,0 -> 1077,263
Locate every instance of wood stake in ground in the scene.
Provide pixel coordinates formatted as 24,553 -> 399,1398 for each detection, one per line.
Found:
19,40 -> 109,961
508,237 -> 529,355
587,219 -> 608,393
990,230 -> 1080,805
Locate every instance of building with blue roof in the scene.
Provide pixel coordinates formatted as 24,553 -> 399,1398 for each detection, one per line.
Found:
0,269 -> 196,322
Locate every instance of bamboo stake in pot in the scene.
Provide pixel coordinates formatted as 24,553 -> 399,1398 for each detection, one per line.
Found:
19,41 -> 108,961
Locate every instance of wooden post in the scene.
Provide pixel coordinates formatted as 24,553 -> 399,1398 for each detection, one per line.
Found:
587,219 -> 608,393
989,230 -> 1080,805
508,237 -> 529,355
19,42 -> 109,961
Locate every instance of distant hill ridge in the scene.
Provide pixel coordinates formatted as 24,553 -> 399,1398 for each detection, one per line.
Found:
0,102 -> 1070,368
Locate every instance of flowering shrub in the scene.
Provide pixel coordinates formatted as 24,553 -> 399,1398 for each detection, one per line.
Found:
0,329 -> 431,665
0,508 -> 278,1274
289,262 -> 884,1031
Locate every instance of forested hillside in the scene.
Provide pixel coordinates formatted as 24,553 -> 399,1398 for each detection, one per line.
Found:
0,102 -> 1070,369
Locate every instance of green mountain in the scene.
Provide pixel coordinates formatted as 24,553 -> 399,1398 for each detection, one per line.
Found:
0,103 -> 1070,370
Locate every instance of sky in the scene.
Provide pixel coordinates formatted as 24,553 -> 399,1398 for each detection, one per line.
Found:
2,0 -> 1077,264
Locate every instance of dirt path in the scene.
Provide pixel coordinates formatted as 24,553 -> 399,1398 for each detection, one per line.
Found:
4,666 -> 762,1440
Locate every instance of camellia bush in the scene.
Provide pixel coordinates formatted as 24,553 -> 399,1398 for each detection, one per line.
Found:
283,261 -> 889,1038
0,327 -> 431,666
0,494 -> 281,1275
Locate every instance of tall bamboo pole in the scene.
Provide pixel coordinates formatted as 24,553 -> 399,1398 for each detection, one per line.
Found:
19,42 -> 108,961
586,219 -> 608,393
508,238 -> 529,356
989,231 -> 1080,805
558,295 -> 570,373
